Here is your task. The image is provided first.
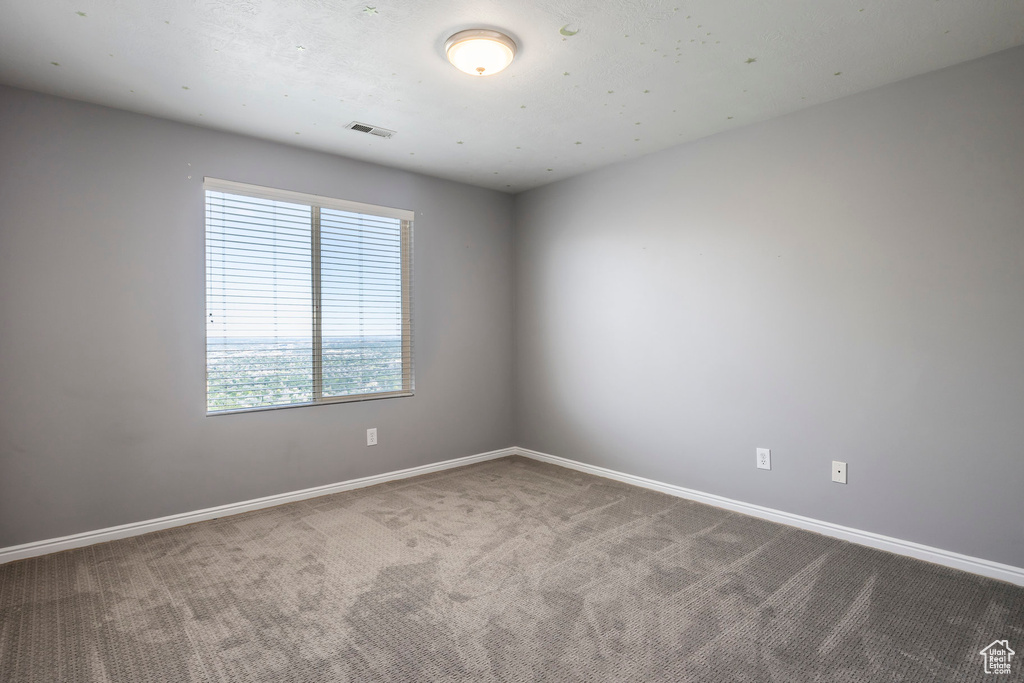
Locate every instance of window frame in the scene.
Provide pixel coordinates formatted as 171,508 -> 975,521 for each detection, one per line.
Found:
204,177 -> 414,416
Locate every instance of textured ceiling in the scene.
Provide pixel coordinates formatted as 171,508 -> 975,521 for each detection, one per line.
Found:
1,0 -> 1023,192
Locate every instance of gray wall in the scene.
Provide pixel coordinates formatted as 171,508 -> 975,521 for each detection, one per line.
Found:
0,86 -> 514,548
4,44 -> 1024,569
513,46 -> 1024,567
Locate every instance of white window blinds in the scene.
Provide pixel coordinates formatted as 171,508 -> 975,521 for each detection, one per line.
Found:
205,178 -> 413,414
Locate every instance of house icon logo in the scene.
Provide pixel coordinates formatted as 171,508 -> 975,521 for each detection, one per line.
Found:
979,640 -> 1015,675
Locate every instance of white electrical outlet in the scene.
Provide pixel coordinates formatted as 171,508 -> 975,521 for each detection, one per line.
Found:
832,460 -> 847,484
756,448 -> 771,470
366,428 -> 378,446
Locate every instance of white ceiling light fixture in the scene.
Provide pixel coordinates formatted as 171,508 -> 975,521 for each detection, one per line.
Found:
445,29 -> 517,77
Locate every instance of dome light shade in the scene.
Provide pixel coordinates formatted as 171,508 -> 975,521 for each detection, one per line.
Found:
445,29 -> 517,76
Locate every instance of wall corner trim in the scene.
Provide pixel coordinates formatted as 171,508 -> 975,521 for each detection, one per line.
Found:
514,447 -> 1024,587
0,447 -> 516,565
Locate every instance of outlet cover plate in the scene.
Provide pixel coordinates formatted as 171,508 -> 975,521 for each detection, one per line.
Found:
832,460 -> 847,484
756,448 -> 771,470
367,428 -> 378,446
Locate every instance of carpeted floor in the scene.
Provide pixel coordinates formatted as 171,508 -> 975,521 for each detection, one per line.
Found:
1,456 -> 1021,682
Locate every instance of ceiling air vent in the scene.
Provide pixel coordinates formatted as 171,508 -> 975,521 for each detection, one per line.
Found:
346,122 -> 395,139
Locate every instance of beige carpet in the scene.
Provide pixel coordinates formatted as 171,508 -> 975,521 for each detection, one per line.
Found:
1,456 -> 1021,682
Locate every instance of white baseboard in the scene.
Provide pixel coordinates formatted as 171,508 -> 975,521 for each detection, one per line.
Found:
515,447 -> 1024,587
4,445 -> 1022,587
0,447 -> 515,565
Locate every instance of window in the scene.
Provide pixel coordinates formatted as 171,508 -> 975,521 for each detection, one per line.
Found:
204,178 -> 413,414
